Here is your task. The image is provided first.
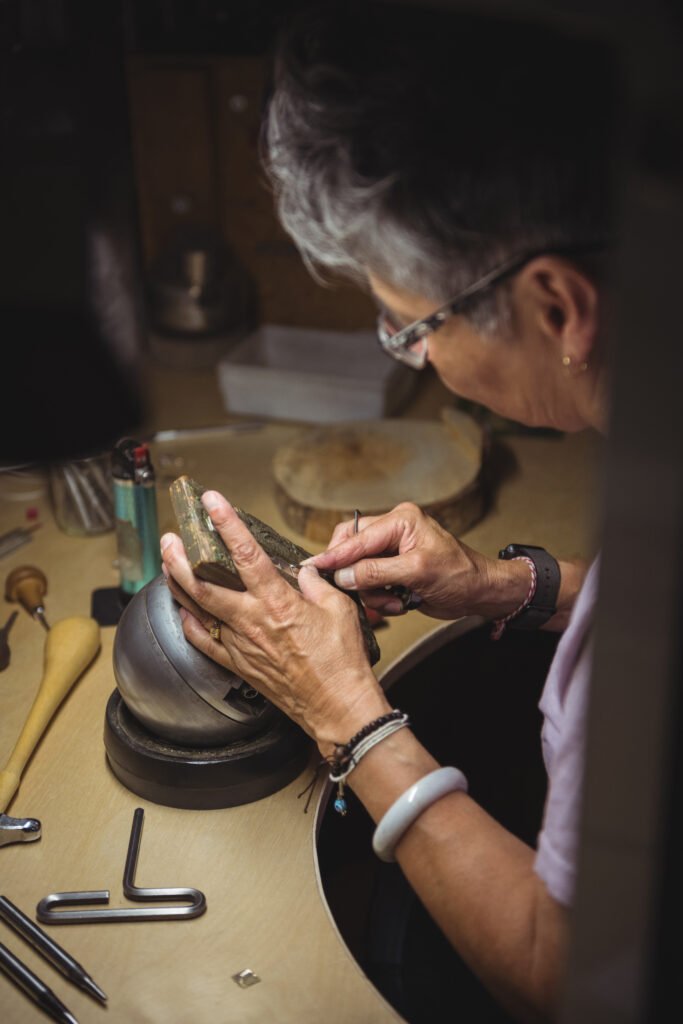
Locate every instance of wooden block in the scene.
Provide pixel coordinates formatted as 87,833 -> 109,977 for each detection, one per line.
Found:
272,410 -> 487,544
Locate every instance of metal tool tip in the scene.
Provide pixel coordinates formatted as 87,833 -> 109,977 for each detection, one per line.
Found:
62,1010 -> 80,1024
82,976 -> 108,1003
0,814 -> 41,846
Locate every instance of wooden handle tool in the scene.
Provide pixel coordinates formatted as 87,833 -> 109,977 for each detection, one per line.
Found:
5,565 -> 50,630
0,616 -> 100,813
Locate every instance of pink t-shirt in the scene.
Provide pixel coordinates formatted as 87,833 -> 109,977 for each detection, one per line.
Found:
534,557 -> 599,906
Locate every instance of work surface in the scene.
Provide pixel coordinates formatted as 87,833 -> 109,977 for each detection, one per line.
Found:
0,376 -> 601,1024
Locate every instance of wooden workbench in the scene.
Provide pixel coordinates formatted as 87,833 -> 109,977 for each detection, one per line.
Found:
0,363 -> 602,1024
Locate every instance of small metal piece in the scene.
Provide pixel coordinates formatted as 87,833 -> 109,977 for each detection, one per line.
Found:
0,813 -> 41,847
0,611 -> 18,671
35,808 -> 206,923
232,968 -> 261,988
34,606 -> 50,631
353,508 -> 360,534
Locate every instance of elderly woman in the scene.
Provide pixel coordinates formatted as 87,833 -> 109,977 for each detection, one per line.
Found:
161,5 -> 615,1022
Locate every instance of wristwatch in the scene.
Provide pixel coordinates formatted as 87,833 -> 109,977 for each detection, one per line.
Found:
498,543 -> 560,630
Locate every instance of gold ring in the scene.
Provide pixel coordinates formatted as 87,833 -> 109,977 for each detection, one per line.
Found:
209,619 -> 222,642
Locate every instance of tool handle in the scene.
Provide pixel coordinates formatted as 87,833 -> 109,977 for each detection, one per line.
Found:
0,616 -> 100,813
5,565 -> 48,614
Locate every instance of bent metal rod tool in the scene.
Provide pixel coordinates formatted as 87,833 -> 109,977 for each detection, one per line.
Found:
36,808 -> 207,924
0,614 -> 100,847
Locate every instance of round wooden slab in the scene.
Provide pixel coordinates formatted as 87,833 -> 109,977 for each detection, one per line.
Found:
272,409 -> 487,543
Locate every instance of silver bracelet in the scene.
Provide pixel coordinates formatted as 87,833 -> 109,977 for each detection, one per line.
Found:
372,766 -> 469,862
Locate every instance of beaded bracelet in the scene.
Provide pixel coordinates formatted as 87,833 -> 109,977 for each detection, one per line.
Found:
297,709 -> 410,816
330,713 -> 410,814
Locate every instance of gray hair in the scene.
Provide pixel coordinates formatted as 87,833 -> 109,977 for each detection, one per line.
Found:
263,3 -> 614,332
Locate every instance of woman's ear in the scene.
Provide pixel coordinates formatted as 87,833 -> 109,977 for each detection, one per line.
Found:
518,256 -> 599,368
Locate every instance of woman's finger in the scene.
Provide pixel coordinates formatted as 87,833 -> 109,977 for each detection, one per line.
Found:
325,513 -> 382,550
160,531 -> 244,621
297,563 -> 345,606
325,519 -> 355,549
358,590 -> 408,615
201,491 -> 291,600
306,518 -> 407,573
179,606 -> 236,670
332,550 -> 422,592
164,571 -> 214,629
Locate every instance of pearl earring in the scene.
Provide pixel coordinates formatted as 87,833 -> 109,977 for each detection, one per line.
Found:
562,355 -> 588,374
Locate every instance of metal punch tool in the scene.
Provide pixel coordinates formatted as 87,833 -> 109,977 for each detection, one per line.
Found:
36,808 -> 207,924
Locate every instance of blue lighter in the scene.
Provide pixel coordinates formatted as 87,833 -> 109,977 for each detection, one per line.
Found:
112,438 -> 161,596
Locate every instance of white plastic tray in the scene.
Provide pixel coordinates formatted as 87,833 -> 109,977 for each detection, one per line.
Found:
216,324 -> 417,422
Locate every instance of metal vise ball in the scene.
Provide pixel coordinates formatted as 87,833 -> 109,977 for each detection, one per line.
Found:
113,576 -> 277,746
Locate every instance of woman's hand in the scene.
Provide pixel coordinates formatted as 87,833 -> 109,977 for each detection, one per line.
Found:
160,491 -> 391,755
304,502 -> 529,622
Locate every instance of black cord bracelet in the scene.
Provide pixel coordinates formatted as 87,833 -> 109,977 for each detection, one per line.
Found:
330,710 -> 406,776
297,709 -> 410,816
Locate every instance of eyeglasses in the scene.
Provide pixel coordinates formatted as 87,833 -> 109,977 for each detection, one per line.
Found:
376,243 -> 606,370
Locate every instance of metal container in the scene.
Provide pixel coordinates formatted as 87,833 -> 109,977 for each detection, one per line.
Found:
147,233 -> 251,337
49,452 -> 115,536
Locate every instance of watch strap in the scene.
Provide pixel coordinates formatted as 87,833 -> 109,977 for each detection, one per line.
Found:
498,544 -> 560,629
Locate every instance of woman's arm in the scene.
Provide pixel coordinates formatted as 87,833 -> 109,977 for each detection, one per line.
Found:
346,728 -> 569,1024
306,502 -> 586,632
161,491 -> 569,1022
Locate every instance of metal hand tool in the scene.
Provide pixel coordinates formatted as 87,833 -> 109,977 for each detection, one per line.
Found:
0,814 -> 41,847
0,614 -> 100,845
0,523 -> 41,560
0,611 -> 18,671
36,807 -> 207,924
5,565 -> 50,629
0,895 -> 106,1003
0,941 -> 78,1024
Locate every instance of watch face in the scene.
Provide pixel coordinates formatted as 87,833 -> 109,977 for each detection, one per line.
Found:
499,544 -> 543,559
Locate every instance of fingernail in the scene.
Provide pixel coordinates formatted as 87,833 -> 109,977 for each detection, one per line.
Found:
160,533 -> 174,552
299,556 -> 317,566
335,567 -> 356,588
384,599 -> 404,614
201,490 -> 225,512
298,563 -> 319,577
161,563 -> 169,578
178,607 -> 187,621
